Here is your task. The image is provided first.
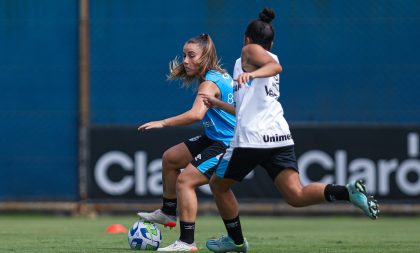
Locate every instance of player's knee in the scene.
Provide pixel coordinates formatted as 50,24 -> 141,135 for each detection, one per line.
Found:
284,190 -> 305,207
209,183 -> 217,195
286,200 -> 304,208
208,177 -> 218,193
176,173 -> 192,192
162,149 -> 179,167
209,177 -> 227,195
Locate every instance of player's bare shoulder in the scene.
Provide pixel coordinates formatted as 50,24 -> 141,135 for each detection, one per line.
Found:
241,44 -> 272,72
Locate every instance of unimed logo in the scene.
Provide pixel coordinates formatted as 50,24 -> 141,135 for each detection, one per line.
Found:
298,133 -> 420,196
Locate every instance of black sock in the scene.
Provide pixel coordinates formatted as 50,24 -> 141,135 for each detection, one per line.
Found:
324,184 -> 350,202
161,197 -> 177,216
223,216 -> 244,245
179,221 -> 195,244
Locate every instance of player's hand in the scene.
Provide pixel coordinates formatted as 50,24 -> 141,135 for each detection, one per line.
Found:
138,120 -> 165,132
235,72 -> 254,86
199,93 -> 218,108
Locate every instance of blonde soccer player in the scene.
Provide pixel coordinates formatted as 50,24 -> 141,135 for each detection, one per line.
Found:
138,34 -> 237,251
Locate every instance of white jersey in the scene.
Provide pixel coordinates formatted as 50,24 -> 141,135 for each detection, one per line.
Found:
230,52 -> 294,148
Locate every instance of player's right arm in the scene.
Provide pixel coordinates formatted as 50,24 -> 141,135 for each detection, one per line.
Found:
200,93 -> 236,116
138,81 -> 218,132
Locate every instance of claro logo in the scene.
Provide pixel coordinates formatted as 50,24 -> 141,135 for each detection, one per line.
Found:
94,132 -> 419,197
94,151 -> 162,195
94,151 -> 217,196
298,133 -> 420,196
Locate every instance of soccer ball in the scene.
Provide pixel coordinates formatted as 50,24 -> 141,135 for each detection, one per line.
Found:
128,220 -> 162,250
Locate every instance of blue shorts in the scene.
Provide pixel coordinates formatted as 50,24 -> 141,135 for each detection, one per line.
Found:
184,134 -> 228,178
216,145 -> 299,181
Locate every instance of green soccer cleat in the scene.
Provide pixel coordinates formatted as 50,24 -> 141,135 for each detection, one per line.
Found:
206,235 -> 249,253
347,180 -> 379,220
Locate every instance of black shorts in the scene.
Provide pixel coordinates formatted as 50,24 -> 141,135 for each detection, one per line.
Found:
184,134 -> 228,178
215,145 -> 299,181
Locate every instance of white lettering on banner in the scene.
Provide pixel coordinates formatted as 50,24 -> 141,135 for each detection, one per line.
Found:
95,151 -> 134,195
298,133 -> 420,196
94,133 -> 419,197
94,151 -> 163,196
298,150 -> 334,185
94,151 -> 256,196
408,133 -> 419,157
135,152 -> 147,195
397,160 -> 420,195
148,159 -> 164,195
378,159 -> 398,195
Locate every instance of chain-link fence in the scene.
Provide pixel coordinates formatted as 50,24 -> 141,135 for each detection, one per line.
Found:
1,0 -> 419,203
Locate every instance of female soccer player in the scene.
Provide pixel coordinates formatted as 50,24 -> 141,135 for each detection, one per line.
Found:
137,33 -> 237,251
202,8 -> 379,253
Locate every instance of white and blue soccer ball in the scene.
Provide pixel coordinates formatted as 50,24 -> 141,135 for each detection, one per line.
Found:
128,220 -> 162,250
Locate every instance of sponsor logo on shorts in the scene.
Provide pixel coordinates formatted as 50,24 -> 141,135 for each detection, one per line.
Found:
202,120 -> 214,128
189,136 -> 201,142
194,154 -> 202,161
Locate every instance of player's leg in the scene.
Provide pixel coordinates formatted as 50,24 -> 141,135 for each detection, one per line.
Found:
156,166 -> 207,252
209,176 -> 238,219
273,169 -> 326,207
177,165 -> 209,223
137,142 -> 191,227
139,135 -> 213,226
161,143 -> 192,198
207,175 -> 249,253
159,138 -> 226,251
267,146 -> 379,218
210,147 -> 262,220
156,165 -> 207,251
275,170 -> 379,218
261,145 -> 339,206
206,148 -> 260,253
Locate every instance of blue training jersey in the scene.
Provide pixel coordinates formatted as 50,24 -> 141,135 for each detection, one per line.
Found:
202,70 -> 236,146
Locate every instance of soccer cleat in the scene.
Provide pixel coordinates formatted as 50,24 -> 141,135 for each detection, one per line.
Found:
157,240 -> 198,252
346,180 -> 380,220
206,235 -> 249,253
137,209 -> 177,228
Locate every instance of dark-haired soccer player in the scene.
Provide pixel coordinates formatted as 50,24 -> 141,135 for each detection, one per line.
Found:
202,7 -> 379,252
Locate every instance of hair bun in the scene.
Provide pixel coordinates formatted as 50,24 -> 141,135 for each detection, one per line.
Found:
259,7 -> 275,23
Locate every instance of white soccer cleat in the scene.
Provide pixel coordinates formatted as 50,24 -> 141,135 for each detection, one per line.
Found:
137,209 -> 177,228
157,240 -> 198,252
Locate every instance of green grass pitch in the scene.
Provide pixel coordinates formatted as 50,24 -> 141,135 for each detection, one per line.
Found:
0,214 -> 418,252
